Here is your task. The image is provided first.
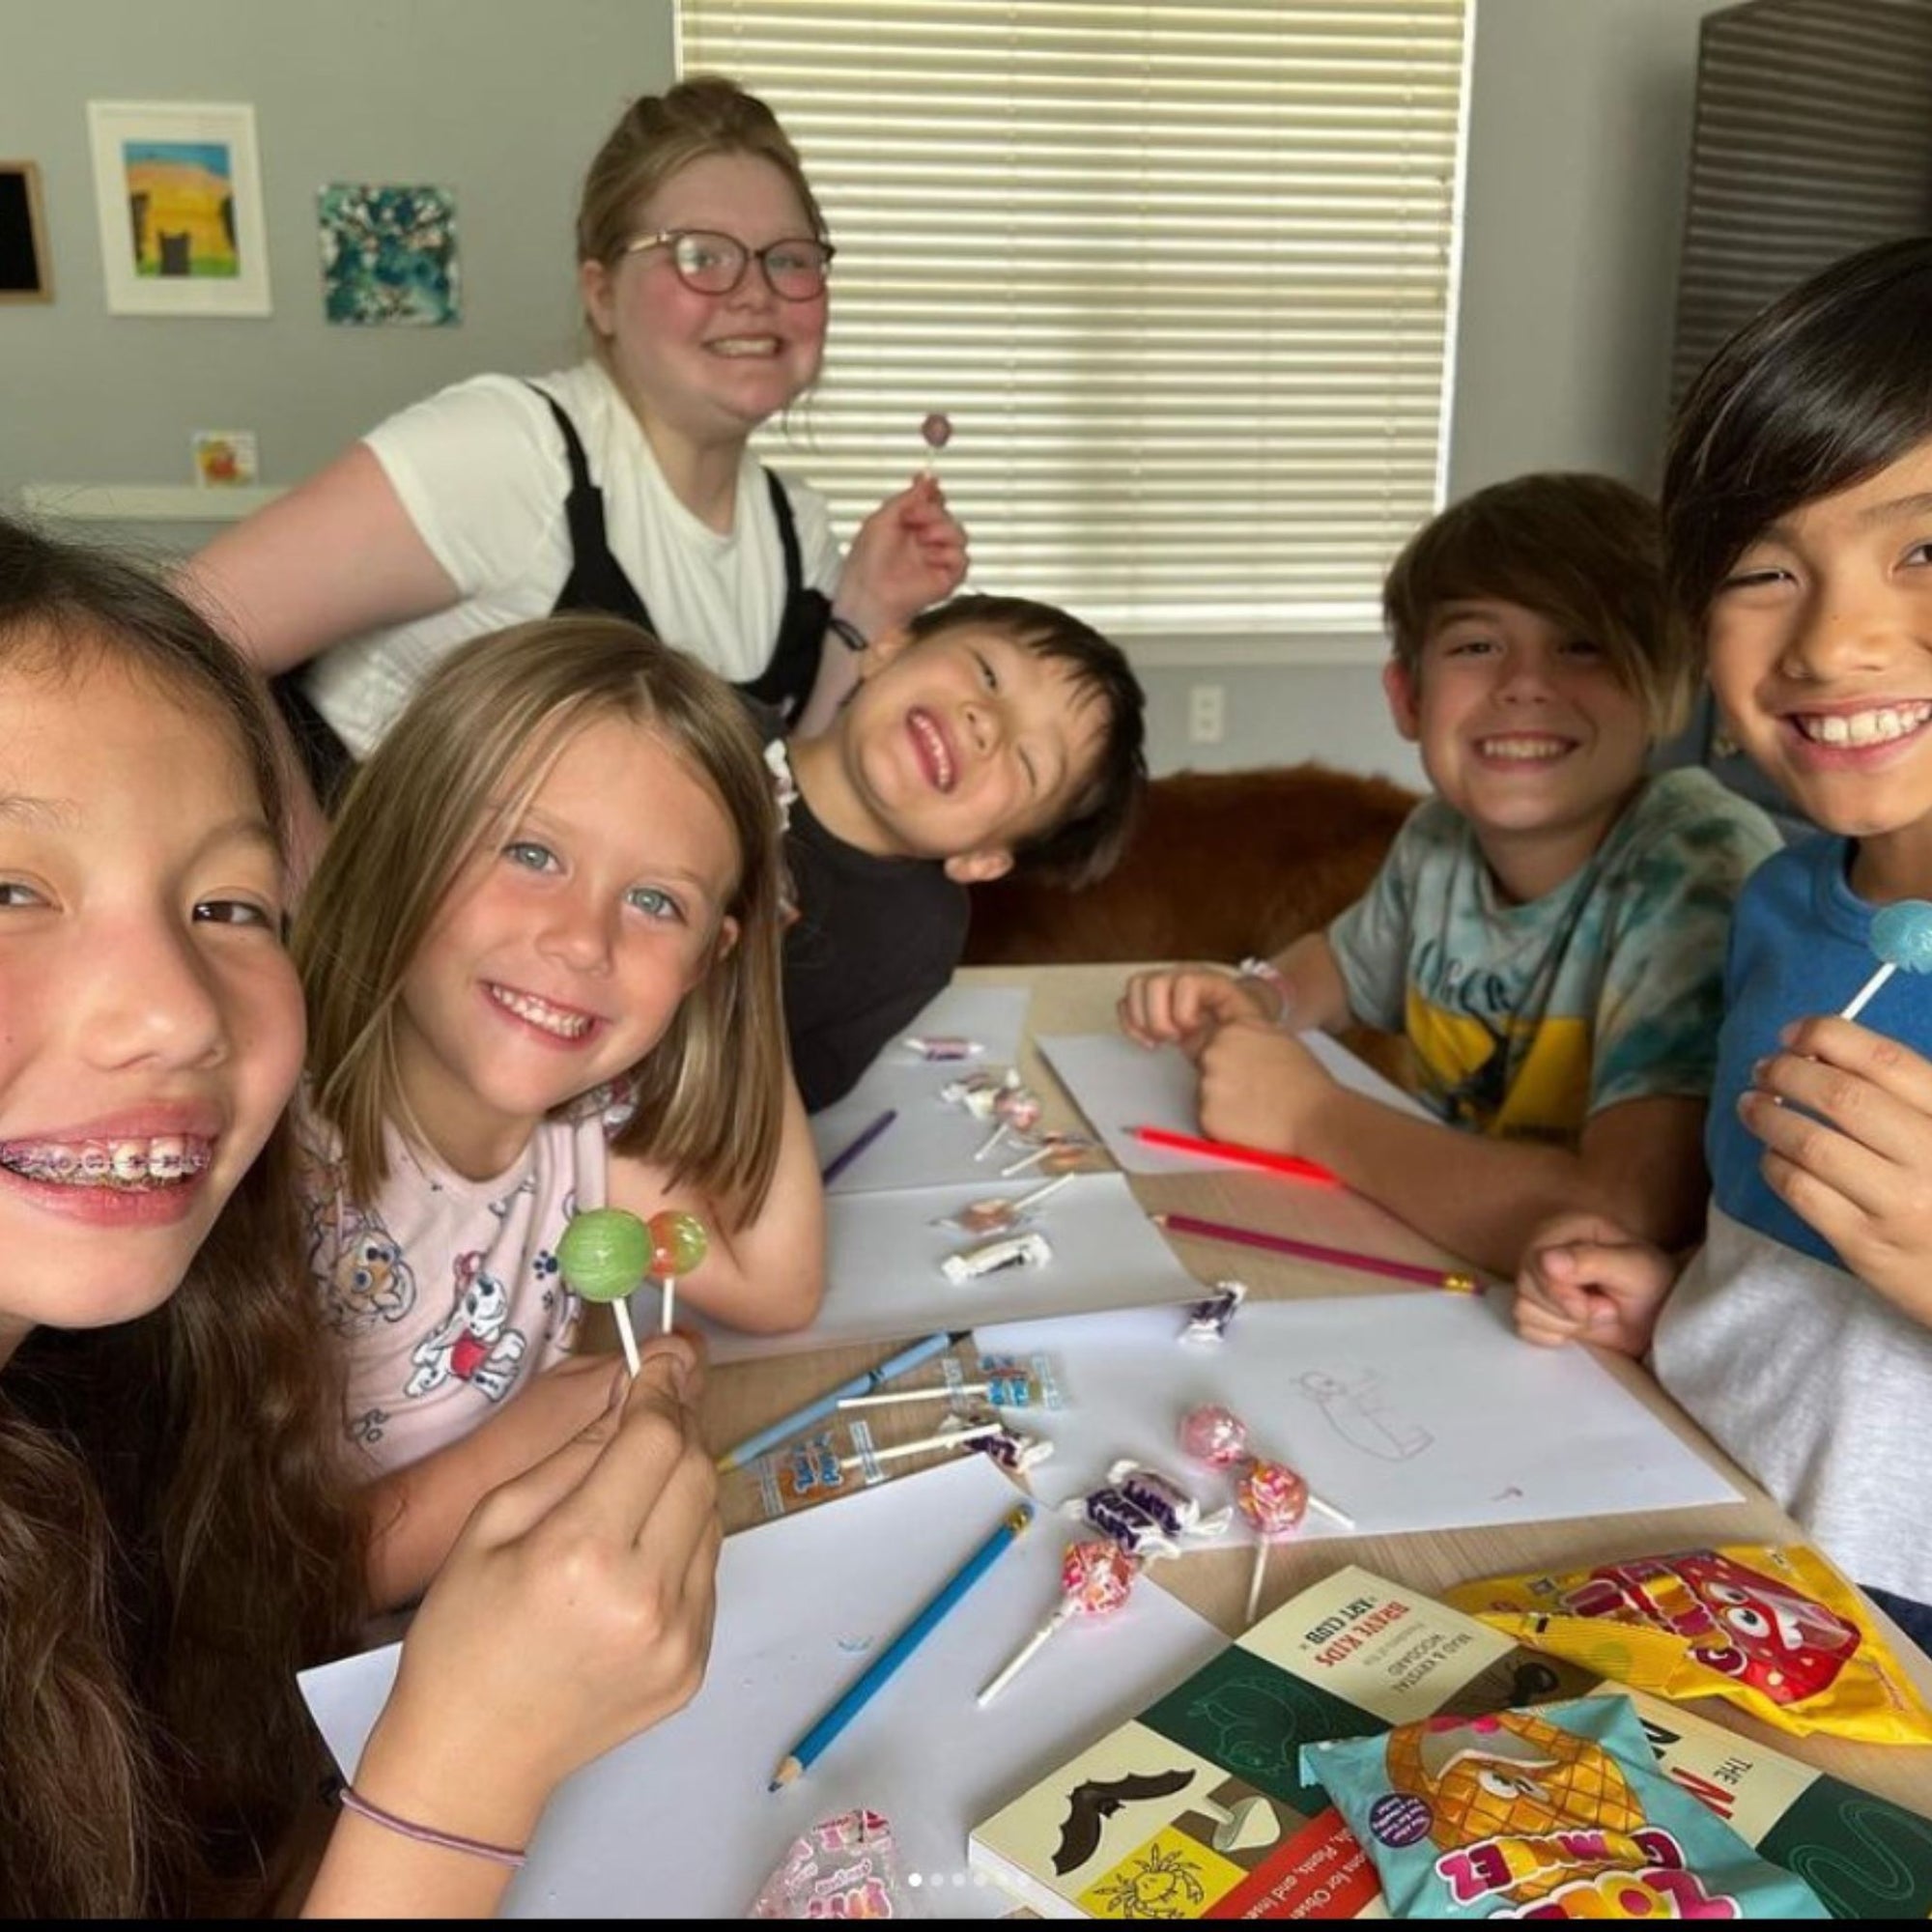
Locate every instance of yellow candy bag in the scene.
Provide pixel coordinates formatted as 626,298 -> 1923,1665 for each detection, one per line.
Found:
1444,1544 -> 1932,1744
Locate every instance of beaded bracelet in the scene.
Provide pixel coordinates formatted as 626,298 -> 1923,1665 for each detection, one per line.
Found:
826,612 -> 869,654
1236,955 -> 1293,1027
338,1786 -> 528,1869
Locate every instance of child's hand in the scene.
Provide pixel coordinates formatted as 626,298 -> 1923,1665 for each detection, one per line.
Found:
1195,1016 -> 1332,1148
838,475 -> 969,635
1118,965 -> 1273,1052
355,1335 -> 720,1851
1514,1213 -> 1679,1357
1744,1013 -> 1932,1322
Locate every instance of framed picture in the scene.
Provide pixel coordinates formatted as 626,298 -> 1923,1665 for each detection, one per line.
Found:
318,183 -> 461,326
0,161 -> 52,301
86,99 -> 271,316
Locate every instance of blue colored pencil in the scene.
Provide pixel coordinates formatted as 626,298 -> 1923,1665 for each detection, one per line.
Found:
820,1105 -> 898,1184
713,1328 -> 971,1473
767,1501 -> 1035,1790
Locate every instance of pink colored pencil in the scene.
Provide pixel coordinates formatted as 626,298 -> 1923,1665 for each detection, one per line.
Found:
1153,1210 -> 1481,1293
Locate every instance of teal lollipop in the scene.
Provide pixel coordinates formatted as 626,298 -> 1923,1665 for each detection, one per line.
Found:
646,1208 -> 709,1335
1842,900 -> 1932,1021
558,1207 -> 650,1376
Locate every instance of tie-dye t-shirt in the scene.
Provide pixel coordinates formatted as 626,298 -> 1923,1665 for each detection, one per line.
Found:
1326,768 -> 1780,1146
295,1085 -> 629,1472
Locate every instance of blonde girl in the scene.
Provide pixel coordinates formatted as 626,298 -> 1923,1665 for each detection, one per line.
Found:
294,612 -> 822,1607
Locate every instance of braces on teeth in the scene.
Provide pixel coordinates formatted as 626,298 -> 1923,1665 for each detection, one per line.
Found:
0,1138 -> 213,1186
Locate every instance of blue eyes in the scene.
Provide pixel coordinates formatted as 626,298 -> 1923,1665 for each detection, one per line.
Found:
501,841 -> 684,923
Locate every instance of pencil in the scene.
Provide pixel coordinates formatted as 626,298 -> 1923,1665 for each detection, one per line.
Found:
714,1329 -> 972,1472
1153,1210 -> 1481,1293
820,1106 -> 899,1184
767,1501 -> 1035,1790
1127,1123 -> 1338,1185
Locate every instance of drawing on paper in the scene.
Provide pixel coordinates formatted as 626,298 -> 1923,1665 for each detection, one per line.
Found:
1297,1368 -> 1433,1461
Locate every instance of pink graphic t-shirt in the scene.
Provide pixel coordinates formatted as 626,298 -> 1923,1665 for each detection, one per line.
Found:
296,1087 -> 625,1473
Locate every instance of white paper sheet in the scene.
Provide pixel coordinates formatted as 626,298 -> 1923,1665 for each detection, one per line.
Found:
1036,1029 -> 1431,1175
298,1457 -> 1224,1919
701,1171 -> 1206,1365
810,985 -> 1036,1196
974,1295 -> 1739,1539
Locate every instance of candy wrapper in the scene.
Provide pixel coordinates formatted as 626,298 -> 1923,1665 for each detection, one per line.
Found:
748,1805 -> 919,1918
942,1406 -> 1055,1474
1065,1459 -> 1232,1561
1299,1694 -> 1829,1918
1179,1277 -> 1247,1345
1444,1544 -> 1932,1744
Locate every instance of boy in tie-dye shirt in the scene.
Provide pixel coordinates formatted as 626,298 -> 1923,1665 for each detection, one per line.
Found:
1120,473 -> 1780,1278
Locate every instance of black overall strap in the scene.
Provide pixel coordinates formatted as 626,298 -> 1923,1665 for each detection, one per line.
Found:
530,384 -> 655,629
738,469 -> 829,724
532,384 -> 826,719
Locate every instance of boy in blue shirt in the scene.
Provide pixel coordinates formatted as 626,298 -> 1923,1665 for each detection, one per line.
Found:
1515,240 -> 1932,1649
1120,472 -> 1780,1277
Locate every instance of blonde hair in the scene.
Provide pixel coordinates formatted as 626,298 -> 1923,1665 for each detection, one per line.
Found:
577,74 -> 827,270
294,616 -> 788,1223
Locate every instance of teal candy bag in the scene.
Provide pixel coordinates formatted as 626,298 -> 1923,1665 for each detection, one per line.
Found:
1299,1693 -> 1828,1918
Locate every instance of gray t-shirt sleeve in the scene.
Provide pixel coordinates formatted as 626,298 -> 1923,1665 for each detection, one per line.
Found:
1326,800 -> 1436,1031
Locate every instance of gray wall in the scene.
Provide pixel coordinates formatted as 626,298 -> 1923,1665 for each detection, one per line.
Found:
2,0 -> 1729,783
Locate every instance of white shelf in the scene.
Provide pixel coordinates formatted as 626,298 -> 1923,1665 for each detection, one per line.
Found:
20,482 -> 284,522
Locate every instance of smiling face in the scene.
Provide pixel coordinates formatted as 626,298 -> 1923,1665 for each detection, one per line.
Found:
393,712 -> 743,1179
0,644 -> 303,1364
797,622 -> 1109,881
1385,597 -> 1652,902
1706,438 -> 1932,899
580,150 -> 828,449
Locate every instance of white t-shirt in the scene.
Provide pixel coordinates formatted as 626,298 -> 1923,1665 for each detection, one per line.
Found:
303,359 -> 842,758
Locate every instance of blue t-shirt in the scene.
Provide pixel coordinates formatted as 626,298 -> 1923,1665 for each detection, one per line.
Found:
1710,833 -> 1932,1271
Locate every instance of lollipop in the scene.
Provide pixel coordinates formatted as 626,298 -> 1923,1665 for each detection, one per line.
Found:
942,1171 -> 1075,1236
977,1538 -> 1135,1706
1841,900 -> 1932,1020
556,1207 -> 649,1376
1236,1459 -> 1310,1623
920,411 -> 952,475
999,1129 -> 1097,1179
975,1084 -> 1044,1162
1179,1402 -> 1250,1468
647,1208 -> 708,1336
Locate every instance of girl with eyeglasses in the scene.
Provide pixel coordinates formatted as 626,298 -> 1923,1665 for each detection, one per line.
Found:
183,76 -> 967,854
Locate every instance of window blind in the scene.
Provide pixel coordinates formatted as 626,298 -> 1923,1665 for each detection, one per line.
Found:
680,0 -> 1469,645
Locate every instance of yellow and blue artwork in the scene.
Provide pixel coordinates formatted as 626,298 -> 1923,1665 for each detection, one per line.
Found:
318,183 -> 459,327
123,139 -> 239,279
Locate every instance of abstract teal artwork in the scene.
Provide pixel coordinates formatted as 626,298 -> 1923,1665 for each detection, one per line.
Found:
318,183 -> 459,326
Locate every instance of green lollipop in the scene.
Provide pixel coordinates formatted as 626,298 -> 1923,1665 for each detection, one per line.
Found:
558,1207 -> 650,1375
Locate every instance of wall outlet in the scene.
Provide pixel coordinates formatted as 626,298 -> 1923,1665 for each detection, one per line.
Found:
1188,682 -> 1225,745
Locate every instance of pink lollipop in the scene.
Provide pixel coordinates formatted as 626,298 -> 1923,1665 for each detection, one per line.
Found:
1237,1458 -> 1309,1623
977,1539 -> 1135,1706
1179,1402 -> 1250,1469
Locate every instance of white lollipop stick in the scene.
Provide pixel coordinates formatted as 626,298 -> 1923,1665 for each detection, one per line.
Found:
612,1299 -> 641,1378
978,1601 -> 1073,1707
999,1142 -> 1054,1178
1840,962 -> 1895,1022
1304,1491 -> 1356,1531
1013,1173 -> 1076,1215
836,1420 -> 1000,1473
1244,1538 -> 1270,1626
660,1276 -> 676,1336
839,1380 -> 994,1410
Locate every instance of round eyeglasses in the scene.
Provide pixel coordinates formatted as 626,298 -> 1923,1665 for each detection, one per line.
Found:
623,228 -> 835,302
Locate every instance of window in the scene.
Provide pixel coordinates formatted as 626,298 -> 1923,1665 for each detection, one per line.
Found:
681,0 -> 1469,655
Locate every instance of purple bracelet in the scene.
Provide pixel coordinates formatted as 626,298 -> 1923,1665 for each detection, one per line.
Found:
338,1785 -> 528,1869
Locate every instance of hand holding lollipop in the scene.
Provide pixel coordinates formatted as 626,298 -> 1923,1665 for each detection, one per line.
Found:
1841,900 -> 1932,1020
647,1208 -> 708,1336
978,1538 -> 1135,1707
920,411 -> 952,477
557,1207 -> 650,1377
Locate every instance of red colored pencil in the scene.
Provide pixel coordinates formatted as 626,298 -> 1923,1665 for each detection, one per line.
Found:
1126,1122 -> 1338,1185
1152,1210 -> 1482,1293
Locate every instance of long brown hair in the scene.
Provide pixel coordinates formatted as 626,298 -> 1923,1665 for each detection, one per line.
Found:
0,518 -> 362,1916
295,614 -> 789,1221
